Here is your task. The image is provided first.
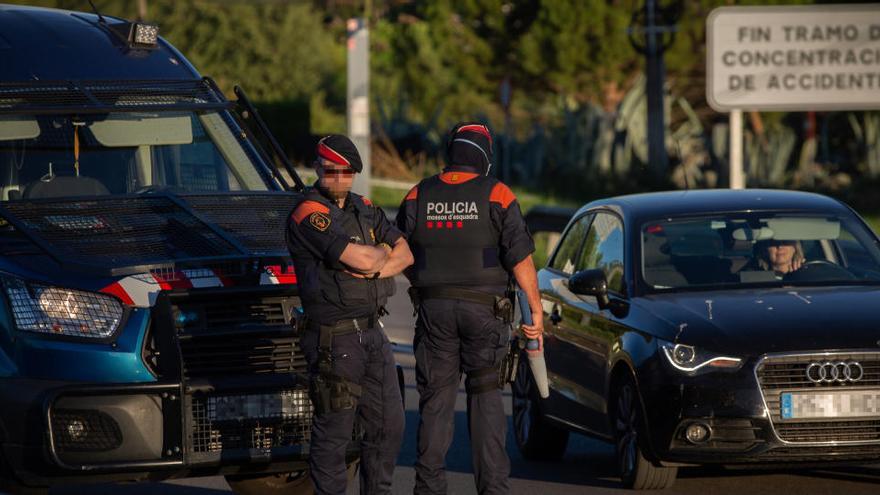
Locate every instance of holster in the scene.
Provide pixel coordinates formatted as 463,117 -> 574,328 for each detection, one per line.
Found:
308,320 -> 364,415
493,295 -> 514,323
309,373 -> 362,415
498,336 -> 525,388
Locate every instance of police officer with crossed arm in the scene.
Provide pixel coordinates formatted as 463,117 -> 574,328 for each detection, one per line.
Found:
286,135 -> 413,494
397,123 -> 544,495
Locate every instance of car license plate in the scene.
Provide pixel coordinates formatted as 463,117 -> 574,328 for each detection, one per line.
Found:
780,390 -> 880,420
207,390 -> 310,421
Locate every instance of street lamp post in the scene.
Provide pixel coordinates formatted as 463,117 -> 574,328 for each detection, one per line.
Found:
628,0 -> 681,183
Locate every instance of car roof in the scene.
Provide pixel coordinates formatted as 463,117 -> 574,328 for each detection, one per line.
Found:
0,4 -> 198,81
577,189 -> 853,224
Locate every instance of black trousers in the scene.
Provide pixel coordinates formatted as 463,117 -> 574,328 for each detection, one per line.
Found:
301,323 -> 405,495
413,298 -> 511,495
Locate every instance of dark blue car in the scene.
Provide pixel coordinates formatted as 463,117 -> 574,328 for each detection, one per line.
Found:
513,189 -> 880,489
0,5 -> 330,494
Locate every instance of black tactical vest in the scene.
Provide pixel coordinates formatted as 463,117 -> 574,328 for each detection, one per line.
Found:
409,174 -> 509,287
295,188 -> 396,323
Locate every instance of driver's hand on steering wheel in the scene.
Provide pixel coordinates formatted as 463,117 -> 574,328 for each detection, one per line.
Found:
791,257 -> 804,272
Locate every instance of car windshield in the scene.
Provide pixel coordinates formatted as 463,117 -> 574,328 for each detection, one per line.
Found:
641,213 -> 880,291
0,111 -> 270,200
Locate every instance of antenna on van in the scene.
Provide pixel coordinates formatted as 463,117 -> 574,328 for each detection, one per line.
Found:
87,0 -> 107,24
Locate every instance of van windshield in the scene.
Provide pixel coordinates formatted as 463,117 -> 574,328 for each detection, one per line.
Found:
0,111 -> 271,200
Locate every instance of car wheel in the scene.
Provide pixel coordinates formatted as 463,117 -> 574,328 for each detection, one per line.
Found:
225,463 -> 357,495
613,374 -> 677,490
511,353 -> 568,460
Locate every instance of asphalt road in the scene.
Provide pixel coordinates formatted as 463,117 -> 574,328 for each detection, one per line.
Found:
51,277 -> 880,495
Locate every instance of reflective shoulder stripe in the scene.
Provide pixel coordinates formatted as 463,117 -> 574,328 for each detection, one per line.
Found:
489,182 -> 516,209
291,200 -> 330,224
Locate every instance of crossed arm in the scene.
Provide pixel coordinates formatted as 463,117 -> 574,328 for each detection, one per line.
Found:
339,237 -> 413,278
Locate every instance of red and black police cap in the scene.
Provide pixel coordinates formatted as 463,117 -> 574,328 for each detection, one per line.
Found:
316,134 -> 363,172
446,122 -> 493,174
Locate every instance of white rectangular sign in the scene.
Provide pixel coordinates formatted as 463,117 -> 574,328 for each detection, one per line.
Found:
707,4 -> 880,111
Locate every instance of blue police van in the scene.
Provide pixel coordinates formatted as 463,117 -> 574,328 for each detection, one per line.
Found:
0,4 -> 336,494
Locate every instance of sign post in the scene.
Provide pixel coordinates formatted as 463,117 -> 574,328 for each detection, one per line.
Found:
729,109 -> 743,189
347,18 -> 370,197
706,4 -> 880,188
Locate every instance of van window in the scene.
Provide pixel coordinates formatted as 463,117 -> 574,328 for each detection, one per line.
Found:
0,111 -> 270,200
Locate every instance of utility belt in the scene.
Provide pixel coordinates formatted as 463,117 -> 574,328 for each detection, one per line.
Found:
408,285 -> 522,392
408,286 -> 514,323
308,313 -> 383,415
318,315 -> 380,337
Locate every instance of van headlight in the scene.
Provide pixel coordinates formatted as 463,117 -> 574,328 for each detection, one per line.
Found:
660,341 -> 743,375
2,276 -> 123,339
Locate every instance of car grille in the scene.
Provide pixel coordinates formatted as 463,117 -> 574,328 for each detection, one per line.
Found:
172,295 -> 307,379
189,389 -> 313,453
757,353 -> 880,444
760,444 -> 880,461
179,332 -> 306,378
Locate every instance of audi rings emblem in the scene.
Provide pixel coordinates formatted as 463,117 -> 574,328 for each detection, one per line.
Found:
805,361 -> 864,383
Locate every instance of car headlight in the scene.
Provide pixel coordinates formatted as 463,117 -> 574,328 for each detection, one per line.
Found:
660,341 -> 743,375
2,275 -> 123,339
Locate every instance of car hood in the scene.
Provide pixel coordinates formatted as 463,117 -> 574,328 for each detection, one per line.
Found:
637,286 -> 880,356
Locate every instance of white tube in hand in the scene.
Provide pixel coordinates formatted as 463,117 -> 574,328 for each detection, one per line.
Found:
518,289 -> 549,399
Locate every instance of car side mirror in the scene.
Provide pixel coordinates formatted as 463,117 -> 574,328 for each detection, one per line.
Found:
569,269 -> 610,309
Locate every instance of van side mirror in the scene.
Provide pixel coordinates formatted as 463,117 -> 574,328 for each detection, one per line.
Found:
569,269 -> 610,309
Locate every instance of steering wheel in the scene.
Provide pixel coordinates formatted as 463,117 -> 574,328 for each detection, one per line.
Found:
801,259 -> 840,269
784,259 -> 856,281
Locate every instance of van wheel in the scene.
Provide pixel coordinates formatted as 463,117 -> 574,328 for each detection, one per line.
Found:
613,375 -> 677,490
511,354 -> 568,460
225,463 -> 357,495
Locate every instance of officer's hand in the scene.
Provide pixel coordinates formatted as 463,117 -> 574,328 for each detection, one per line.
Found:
525,333 -> 544,354
521,311 -> 543,340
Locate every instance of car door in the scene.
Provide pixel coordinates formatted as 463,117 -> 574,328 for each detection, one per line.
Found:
543,211 -> 626,437
540,212 -> 606,430
567,211 -> 627,435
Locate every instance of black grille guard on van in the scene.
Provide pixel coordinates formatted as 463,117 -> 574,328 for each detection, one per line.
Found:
0,191 -> 301,276
0,78 -> 230,115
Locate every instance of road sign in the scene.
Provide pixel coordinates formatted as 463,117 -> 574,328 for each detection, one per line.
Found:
707,4 -> 880,112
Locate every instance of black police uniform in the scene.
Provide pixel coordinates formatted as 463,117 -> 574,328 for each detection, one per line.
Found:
287,184 -> 404,495
397,168 -> 535,495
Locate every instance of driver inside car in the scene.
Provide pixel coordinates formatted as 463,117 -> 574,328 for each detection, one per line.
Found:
751,239 -> 805,276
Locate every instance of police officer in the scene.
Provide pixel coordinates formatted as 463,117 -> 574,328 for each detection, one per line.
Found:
286,135 -> 413,495
397,123 -> 544,495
